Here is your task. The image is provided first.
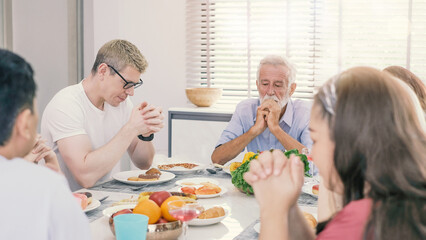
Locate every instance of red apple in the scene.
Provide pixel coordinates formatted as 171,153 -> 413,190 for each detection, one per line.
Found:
149,191 -> 172,207
113,209 -> 133,217
109,209 -> 132,225
156,217 -> 169,224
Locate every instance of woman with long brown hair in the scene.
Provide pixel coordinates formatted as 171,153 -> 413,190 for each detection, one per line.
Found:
244,67 -> 426,240
383,65 -> 426,112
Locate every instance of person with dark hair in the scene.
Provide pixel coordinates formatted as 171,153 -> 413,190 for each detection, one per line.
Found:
383,65 -> 426,112
41,39 -> 164,191
0,49 -> 90,239
244,67 -> 426,240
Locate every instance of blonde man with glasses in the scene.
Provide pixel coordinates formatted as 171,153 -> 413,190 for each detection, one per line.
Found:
41,39 -> 164,191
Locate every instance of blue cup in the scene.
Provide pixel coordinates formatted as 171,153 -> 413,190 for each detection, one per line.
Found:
114,214 -> 148,240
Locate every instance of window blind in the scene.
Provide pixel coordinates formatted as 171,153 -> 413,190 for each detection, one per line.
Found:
186,0 -> 426,107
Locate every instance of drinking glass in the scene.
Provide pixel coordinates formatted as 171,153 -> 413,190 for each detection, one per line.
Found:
301,148 -> 318,178
114,214 -> 148,240
168,199 -> 203,240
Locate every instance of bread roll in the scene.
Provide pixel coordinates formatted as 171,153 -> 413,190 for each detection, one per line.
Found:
137,168 -> 161,180
303,212 -> 317,228
145,168 -> 161,175
137,174 -> 160,181
127,176 -> 140,181
198,206 -> 225,219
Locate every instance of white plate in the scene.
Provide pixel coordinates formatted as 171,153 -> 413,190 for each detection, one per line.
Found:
304,176 -> 320,184
188,209 -> 229,226
196,186 -> 227,199
253,208 -> 317,233
253,222 -> 260,233
157,162 -> 205,174
173,185 -> 227,199
222,163 -> 232,175
113,170 -> 175,185
84,198 -> 101,213
301,182 -> 319,198
175,177 -> 219,186
102,204 -> 137,218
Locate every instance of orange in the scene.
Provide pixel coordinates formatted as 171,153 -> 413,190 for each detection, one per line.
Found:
160,196 -> 184,221
133,199 -> 161,224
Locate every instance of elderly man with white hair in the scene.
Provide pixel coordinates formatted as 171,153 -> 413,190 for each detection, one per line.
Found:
211,55 -> 312,165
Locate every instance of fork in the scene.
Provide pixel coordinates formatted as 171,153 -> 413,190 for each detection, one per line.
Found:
131,186 -> 146,192
98,195 -> 109,202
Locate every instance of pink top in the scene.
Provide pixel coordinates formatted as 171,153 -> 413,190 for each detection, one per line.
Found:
317,199 -> 373,240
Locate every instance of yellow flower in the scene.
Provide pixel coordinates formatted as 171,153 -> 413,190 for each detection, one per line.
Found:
242,152 -> 256,163
230,162 -> 242,172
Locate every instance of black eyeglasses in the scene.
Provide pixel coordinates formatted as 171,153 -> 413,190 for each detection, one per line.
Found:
107,65 -> 143,89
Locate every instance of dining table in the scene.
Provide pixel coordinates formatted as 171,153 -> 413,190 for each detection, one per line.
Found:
82,166 -> 318,240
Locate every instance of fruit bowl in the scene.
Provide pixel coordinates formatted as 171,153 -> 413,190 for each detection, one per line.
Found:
185,88 -> 222,107
109,210 -> 182,240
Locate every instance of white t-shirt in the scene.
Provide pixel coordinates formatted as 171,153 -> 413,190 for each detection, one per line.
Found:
0,156 -> 91,240
41,81 -> 133,191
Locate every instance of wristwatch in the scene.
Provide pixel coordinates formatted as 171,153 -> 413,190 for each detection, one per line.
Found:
138,134 -> 154,141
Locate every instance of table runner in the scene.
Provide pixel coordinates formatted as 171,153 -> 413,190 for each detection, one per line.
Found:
89,169 -> 231,194
85,199 -> 115,222
233,219 -> 260,240
85,169 -> 230,222
87,167 -> 318,238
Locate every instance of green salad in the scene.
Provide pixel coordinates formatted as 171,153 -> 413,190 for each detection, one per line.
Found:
231,149 -> 310,195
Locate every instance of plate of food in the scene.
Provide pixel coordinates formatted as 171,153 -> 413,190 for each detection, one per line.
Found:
176,183 -> 227,199
113,168 -> 175,185
73,192 -> 101,213
302,182 -> 319,198
175,177 -> 219,186
157,162 -> 204,174
84,198 -> 101,213
188,206 -> 228,226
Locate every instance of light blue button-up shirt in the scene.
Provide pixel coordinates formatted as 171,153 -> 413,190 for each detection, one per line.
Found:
216,98 -> 313,152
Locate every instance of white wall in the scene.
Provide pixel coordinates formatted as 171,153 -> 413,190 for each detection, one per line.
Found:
11,0 -> 193,158
86,0 -> 187,155
11,0 -> 71,122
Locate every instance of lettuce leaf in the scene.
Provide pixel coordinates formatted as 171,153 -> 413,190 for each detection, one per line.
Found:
231,149 -> 311,195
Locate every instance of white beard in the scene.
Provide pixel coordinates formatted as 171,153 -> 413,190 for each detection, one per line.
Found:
260,94 -> 289,109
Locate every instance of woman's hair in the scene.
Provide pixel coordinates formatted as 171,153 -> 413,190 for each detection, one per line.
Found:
383,66 -> 426,111
314,67 -> 426,240
91,39 -> 148,74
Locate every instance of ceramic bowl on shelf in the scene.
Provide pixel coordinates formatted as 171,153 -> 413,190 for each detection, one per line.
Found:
185,88 -> 222,107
